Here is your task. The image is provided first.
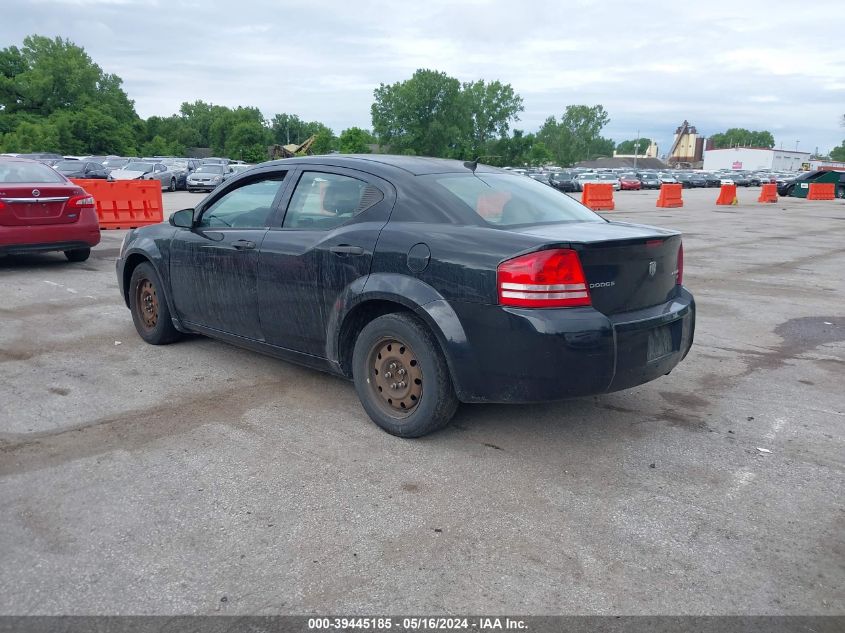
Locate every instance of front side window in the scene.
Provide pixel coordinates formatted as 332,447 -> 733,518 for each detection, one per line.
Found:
428,173 -> 605,227
283,171 -> 382,230
199,175 -> 286,229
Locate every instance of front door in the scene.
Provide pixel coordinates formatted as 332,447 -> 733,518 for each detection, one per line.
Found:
258,167 -> 394,357
169,172 -> 289,339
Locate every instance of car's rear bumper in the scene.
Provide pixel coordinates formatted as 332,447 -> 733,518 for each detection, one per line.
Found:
446,287 -> 695,403
0,209 -> 101,254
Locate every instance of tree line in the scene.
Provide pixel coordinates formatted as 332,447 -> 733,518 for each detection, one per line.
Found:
3,34 -> 806,166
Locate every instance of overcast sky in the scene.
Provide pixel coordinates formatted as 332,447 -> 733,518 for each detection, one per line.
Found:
6,0 -> 844,155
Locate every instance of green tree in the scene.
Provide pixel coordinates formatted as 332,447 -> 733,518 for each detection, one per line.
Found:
0,35 -> 141,154
310,130 -> 338,155
271,113 -> 308,145
224,120 -> 269,161
831,141 -> 845,162
616,138 -> 652,155
371,69 -> 466,157
461,79 -> 523,158
338,127 -> 374,153
709,128 -> 775,148
536,105 -> 613,166
527,141 -> 553,167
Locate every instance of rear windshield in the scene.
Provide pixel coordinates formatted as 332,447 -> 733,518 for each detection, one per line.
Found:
55,160 -> 82,170
0,161 -> 66,183
427,173 -> 605,227
125,162 -> 154,172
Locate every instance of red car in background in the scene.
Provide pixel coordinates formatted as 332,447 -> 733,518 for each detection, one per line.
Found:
619,174 -> 642,191
0,157 -> 100,262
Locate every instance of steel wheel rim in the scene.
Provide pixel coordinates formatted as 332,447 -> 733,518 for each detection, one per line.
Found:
136,279 -> 159,330
367,337 -> 423,419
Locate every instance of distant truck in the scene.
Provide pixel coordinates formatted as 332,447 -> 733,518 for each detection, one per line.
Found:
778,169 -> 845,198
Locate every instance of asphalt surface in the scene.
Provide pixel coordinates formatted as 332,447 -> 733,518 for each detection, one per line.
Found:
1,186 -> 843,615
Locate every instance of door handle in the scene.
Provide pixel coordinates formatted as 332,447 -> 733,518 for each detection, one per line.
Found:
232,239 -> 256,250
329,245 -> 365,256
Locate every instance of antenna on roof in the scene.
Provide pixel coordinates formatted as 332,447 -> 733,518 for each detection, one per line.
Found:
464,155 -> 499,173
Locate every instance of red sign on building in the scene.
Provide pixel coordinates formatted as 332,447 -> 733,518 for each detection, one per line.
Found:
732,161 -> 743,169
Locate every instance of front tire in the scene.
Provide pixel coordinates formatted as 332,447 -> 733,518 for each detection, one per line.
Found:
837,186 -> 845,199
169,178 -> 176,192
128,262 -> 181,345
64,247 -> 91,262
352,312 -> 458,438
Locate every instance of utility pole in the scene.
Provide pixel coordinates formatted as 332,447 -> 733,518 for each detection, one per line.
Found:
634,129 -> 639,170
795,140 -> 800,151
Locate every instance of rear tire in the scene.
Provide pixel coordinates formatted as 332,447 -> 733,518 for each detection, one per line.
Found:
129,262 -> 181,345
64,247 -> 91,262
352,312 -> 458,438
837,186 -> 845,199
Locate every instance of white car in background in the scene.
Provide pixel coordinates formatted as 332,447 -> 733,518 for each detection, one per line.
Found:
108,161 -> 177,191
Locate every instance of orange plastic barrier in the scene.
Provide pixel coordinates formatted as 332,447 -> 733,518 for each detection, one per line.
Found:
716,184 -> 738,206
807,183 -> 835,200
656,183 -> 683,208
581,183 -> 615,211
71,179 -> 164,229
758,183 -> 778,203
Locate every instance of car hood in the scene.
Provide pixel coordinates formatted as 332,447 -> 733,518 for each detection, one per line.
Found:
110,170 -> 148,179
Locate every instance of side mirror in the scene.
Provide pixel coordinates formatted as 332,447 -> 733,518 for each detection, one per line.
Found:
170,208 -> 194,228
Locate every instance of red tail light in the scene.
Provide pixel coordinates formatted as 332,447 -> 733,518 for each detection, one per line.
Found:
676,242 -> 684,285
497,248 -> 591,308
68,194 -> 95,208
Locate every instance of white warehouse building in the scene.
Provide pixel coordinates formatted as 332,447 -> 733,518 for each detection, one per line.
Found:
702,147 -> 811,172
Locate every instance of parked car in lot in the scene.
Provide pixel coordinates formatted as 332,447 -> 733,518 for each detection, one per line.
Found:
53,159 -> 109,180
156,158 -> 201,190
618,174 -> 642,190
109,161 -> 177,191
549,171 -> 578,192
702,173 -> 722,187
201,157 -> 230,166
0,156 -> 100,261
228,163 -> 256,177
575,172 -> 620,191
102,157 -> 133,173
186,164 -> 233,192
117,155 -> 695,438
18,152 -> 63,165
732,173 -> 751,187
637,173 -> 661,189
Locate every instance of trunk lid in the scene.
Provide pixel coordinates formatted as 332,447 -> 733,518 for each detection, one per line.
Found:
512,221 -> 682,315
0,183 -> 85,226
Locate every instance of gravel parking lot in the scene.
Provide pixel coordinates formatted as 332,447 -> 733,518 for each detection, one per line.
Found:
1,187 -> 843,615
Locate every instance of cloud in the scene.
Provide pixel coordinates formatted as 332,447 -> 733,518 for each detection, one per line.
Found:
4,0 -> 844,154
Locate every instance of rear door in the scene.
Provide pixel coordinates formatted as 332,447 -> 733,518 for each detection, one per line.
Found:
169,170 -> 290,339
257,166 -> 395,357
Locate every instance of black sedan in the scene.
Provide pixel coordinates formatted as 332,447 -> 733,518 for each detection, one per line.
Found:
53,159 -> 109,179
549,171 -> 578,192
116,156 -> 695,437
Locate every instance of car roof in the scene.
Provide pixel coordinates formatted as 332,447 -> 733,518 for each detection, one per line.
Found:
0,156 -> 43,164
261,154 -> 502,176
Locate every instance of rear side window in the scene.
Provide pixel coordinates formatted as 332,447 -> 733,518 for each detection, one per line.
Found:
283,171 -> 383,230
0,161 -> 66,183
427,173 -> 605,227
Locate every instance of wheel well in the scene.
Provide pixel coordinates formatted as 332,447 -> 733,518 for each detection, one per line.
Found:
337,300 -> 412,377
122,253 -> 151,307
